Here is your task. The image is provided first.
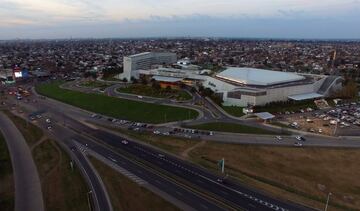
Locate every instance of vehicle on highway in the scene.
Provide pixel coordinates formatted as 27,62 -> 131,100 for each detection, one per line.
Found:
47,125 -> 52,130
46,118 -> 51,123
137,95 -> 143,99
36,114 -> 42,119
294,142 -> 303,147
121,140 -> 128,145
276,136 -> 282,141
295,136 -> 306,141
153,130 -> 161,135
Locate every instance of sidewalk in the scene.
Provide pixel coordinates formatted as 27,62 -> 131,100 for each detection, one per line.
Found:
0,112 -> 44,211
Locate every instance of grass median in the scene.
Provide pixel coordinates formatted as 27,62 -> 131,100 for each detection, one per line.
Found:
101,124 -> 358,210
186,122 -> 280,134
117,84 -> 192,101
4,110 -> 43,147
189,143 -> 360,211
90,157 -> 179,211
36,82 -> 198,124
0,132 -> 14,211
33,139 -> 89,211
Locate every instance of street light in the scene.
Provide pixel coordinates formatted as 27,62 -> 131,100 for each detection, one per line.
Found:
325,192 -> 332,211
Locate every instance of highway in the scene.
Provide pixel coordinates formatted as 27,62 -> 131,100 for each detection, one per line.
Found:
11,93 -> 311,211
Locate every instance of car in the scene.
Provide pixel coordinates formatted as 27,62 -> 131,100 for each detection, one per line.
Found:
36,114 -> 42,119
153,130 -> 161,135
137,95 -> 143,99
121,140 -> 128,145
294,142 -> 303,147
47,125 -> 52,130
91,114 -> 97,118
46,118 -> 51,123
295,136 -> 306,141
276,136 -> 282,141
158,154 -> 165,158
209,131 -> 214,136
162,132 -> 170,136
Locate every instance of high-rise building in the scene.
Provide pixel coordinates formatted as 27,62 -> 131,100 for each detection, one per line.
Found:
117,52 -> 177,81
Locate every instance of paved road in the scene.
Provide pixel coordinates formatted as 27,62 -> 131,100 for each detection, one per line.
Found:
0,112 -> 44,211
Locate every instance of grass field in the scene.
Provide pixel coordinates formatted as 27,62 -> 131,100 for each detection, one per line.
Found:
102,124 -> 358,210
80,81 -> 111,89
5,111 -> 89,211
33,139 -> 89,211
0,132 -> 14,211
189,143 -> 360,210
90,157 -> 179,211
36,82 -> 198,123
4,111 -> 43,147
222,106 -> 245,117
117,84 -> 192,101
186,122 -> 280,134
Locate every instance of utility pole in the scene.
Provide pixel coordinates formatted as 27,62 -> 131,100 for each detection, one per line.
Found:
218,158 -> 225,174
324,192 -> 332,211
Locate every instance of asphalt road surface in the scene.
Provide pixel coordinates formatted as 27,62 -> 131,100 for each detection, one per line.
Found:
0,112 -> 44,211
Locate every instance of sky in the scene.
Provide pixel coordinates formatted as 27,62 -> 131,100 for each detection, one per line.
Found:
0,0 -> 360,39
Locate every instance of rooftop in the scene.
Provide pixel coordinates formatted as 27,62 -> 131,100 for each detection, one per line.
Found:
216,67 -> 305,86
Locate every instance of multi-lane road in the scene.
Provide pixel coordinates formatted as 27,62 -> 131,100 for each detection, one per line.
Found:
7,86 -> 314,211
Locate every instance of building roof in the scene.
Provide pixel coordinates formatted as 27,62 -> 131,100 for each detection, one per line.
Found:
254,112 -> 275,120
288,92 -> 324,101
216,67 -> 305,86
152,76 -> 183,82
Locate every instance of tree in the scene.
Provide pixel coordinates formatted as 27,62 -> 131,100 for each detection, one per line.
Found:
141,77 -> 148,85
165,85 -> 172,92
130,77 -> 138,84
122,78 -> 128,82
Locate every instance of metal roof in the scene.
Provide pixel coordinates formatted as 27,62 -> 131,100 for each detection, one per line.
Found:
254,112 -> 275,120
216,67 -> 305,86
152,76 -> 183,82
288,92 -> 324,101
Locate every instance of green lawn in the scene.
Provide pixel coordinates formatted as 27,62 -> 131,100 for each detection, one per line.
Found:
186,122 -> 279,134
80,81 -> 110,89
4,111 -> 43,147
36,82 -> 198,124
222,106 -> 245,117
33,140 -> 89,211
117,84 -> 192,101
0,132 -> 14,211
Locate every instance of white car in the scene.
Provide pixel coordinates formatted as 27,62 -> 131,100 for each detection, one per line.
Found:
121,140 -> 128,145
294,142 -> 303,147
153,130 -> 161,135
276,136 -> 282,141
295,136 -> 306,141
46,118 -> 51,123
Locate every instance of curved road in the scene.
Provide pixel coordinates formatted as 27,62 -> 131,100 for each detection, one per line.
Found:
0,112 -> 44,211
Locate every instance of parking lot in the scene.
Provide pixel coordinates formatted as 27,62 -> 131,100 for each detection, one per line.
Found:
275,101 -> 360,136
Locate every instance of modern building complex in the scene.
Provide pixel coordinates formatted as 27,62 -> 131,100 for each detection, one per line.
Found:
120,52 -> 343,107
117,52 -> 177,81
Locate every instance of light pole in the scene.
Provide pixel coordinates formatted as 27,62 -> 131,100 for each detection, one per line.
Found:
325,192 -> 332,211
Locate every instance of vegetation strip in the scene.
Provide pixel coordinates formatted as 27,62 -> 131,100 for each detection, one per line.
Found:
36,81 -> 198,124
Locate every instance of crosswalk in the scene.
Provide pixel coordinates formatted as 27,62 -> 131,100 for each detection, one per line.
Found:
75,142 -> 147,186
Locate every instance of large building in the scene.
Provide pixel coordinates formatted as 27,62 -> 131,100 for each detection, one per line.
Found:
117,52 -> 177,81
202,67 -> 343,107
118,52 -> 343,107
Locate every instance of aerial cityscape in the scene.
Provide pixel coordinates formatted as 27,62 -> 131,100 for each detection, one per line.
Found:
0,1 -> 360,211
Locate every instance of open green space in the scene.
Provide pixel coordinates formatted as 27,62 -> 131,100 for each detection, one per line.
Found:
4,110 -> 43,147
254,100 -> 317,113
36,82 -> 198,123
33,139 -> 89,211
80,81 -> 111,89
117,84 -> 192,101
0,132 -> 14,211
222,106 -> 245,117
186,122 -> 280,134
101,123 -> 357,210
90,157 -> 179,211
189,143 -> 360,211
